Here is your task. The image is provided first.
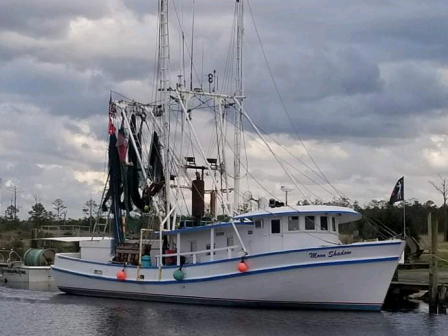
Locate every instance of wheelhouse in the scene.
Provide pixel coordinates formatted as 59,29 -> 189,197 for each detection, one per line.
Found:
149,205 -> 361,266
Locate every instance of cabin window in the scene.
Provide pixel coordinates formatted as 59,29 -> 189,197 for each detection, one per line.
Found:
216,231 -> 225,237
305,216 -> 315,230
288,216 -> 300,231
271,219 -> 281,234
332,217 -> 336,232
227,236 -> 234,247
254,220 -> 264,229
320,217 -> 328,231
190,241 -> 197,252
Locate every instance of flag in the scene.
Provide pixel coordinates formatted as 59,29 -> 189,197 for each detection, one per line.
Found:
389,176 -> 404,204
108,95 -> 117,135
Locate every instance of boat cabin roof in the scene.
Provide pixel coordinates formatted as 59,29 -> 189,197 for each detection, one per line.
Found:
233,205 -> 361,224
37,236 -> 113,242
160,222 -> 253,236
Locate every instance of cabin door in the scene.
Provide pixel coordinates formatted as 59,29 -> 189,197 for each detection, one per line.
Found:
269,218 -> 283,252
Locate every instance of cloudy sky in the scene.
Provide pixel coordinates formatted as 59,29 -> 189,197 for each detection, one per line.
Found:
1,0 -> 448,219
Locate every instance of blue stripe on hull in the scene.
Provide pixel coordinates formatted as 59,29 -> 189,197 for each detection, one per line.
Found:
52,256 -> 399,285
58,286 -> 382,311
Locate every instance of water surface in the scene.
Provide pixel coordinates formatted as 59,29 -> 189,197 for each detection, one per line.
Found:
0,285 -> 447,336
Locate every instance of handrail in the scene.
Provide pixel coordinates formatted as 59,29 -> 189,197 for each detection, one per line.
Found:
6,250 -> 22,268
155,245 -> 240,266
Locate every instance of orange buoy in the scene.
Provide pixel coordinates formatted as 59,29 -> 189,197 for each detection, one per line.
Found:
238,262 -> 248,273
117,269 -> 126,281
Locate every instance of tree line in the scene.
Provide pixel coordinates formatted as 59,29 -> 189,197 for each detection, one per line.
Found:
1,198 -> 100,231
1,196 -> 447,242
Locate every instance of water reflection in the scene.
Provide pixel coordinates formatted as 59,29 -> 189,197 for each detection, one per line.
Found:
383,298 -> 421,313
46,294 -> 418,336
2,286 -> 448,336
1,280 -> 58,292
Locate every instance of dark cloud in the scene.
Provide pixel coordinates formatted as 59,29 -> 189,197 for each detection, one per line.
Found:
1,0 -> 448,214
0,58 -> 111,118
349,15 -> 448,64
247,60 -> 448,141
0,0 -> 109,38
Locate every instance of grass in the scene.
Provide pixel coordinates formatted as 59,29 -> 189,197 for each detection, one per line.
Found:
419,234 -> 448,268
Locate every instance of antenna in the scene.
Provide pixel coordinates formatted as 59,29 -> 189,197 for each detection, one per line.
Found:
281,186 -> 294,206
190,0 -> 195,91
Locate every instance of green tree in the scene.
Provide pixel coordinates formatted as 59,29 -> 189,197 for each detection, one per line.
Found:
5,205 -> 19,220
28,202 -> 48,227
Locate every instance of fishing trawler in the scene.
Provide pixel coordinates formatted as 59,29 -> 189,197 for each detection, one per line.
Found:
52,0 -> 405,311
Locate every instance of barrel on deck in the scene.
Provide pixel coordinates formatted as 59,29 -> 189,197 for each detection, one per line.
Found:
23,248 -> 55,266
141,255 -> 151,267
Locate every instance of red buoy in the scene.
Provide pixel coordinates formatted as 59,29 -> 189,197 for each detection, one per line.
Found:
117,269 -> 126,281
238,262 -> 248,273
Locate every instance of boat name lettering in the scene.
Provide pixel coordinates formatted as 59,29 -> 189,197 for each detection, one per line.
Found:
328,250 -> 351,257
309,250 -> 352,258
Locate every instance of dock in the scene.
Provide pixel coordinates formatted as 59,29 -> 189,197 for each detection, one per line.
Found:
386,266 -> 448,307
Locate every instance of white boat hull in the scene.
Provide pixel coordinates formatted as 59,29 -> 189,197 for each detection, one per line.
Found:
52,240 -> 405,311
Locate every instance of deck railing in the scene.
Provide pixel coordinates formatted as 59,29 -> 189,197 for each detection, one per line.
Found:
156,245 -> 240,266
155,245 -> 240,266
6,250 -> 22,268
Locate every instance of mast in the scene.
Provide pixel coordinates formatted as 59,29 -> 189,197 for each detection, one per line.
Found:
234,0 -> 244,214
159,0 -> 171,229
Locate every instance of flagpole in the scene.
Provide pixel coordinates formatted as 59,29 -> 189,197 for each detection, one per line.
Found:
403,202 -> 406,238
403,176 -> 406,238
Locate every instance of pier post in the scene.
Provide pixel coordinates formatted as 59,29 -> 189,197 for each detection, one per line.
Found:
429,213 -> 439,313
438,286 -> 447,314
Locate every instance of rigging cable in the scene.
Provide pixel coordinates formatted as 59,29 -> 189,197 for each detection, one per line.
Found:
246,0 -> 345,199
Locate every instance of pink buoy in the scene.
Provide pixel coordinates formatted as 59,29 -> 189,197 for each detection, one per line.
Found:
238,262 -> 248,273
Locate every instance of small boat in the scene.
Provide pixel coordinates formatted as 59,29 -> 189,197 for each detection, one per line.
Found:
52,0 -> 405,311
2,237 -> 107,290
2,248 -> 55,287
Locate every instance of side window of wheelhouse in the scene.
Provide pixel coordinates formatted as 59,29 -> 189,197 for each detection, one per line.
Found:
254,220 -> 264,229
305,216 -> 315,230
320,216 -> 328,231
271,219 -> 281,234
332,217 -> 336,232
288,216 -> 299,231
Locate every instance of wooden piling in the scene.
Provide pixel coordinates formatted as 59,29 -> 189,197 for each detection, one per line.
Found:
429,213 -> 439,313
438,286 -> 447,314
